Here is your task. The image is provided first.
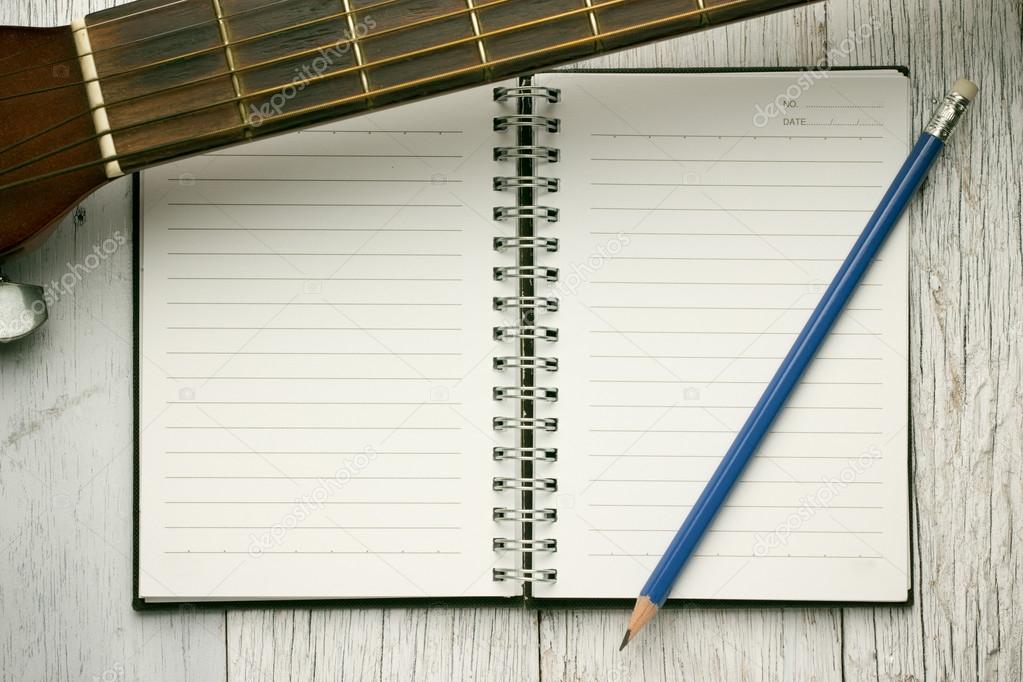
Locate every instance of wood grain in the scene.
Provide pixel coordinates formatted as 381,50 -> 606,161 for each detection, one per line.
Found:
1,0 -> 1021,680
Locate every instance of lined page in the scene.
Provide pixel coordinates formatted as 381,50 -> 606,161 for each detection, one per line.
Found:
535,71 -> 911,601
139,84 -> 516,601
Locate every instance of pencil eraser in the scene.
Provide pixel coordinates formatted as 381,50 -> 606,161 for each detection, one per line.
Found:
951,79 -> 978,102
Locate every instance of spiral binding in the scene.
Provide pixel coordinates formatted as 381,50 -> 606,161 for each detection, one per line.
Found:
491,79 -> 560,586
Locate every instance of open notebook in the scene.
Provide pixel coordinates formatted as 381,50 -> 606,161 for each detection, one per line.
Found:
136,69 -> 911,607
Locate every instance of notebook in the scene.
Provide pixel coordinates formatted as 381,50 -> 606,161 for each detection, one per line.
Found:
135,69 -> 912,608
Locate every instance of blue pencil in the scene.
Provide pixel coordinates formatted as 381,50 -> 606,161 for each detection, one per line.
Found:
621,79 -> 978,650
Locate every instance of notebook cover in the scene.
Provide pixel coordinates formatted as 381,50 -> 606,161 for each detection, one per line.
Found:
132,66 -> 913,610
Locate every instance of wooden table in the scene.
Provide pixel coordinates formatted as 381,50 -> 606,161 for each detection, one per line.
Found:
2,1 -> 1020,679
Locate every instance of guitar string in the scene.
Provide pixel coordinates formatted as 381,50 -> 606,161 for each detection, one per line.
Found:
0,0 -> 523,158
0,0 -> 671,178
0,0 -> 427,100
0,1 -> 739,192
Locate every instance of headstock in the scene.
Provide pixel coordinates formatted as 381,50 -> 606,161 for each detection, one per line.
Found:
0,25 -> 108,262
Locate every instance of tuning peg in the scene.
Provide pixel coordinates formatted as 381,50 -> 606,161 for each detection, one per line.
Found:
0,273 -> 48,342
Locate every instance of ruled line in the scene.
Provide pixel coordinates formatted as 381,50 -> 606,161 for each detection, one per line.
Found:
165,526 -> 461,530
589,305 -> 881,311
588,553 -> 883,559
165,425 -> 462,430
591,182 -> 882,189
166,203 -> 463,208
587,404 -> 882,410
167,228 -> 463,233
166,252 -> 461,257
588,379 -> 882,385
165,327 -> 462,331
591,207 -> 873,213
590,158 -> 884,163
590,231 -> 862,237
586,453 -> 884,459
590,281 -> 883,287
589,355 -> 882,361
592,133 -> 884,139
206,153 -> 463,158
588,479 -> 883,485
165,500 -> 463,505
165,301 -> 462,307
588,528 -> 882,534
174,178 -> 464,184
588,503 -> 884,510
164,476 -> 463,480
165,451 -> 461,455
587,429 -> 883,435
165,551 -> 461,555
165,376 -> 462,381
167,277 -> 463,282
166,352 -> 462,357
589,331 -> 881,336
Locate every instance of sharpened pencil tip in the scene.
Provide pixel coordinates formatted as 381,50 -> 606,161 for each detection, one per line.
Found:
619,630 -> 631,651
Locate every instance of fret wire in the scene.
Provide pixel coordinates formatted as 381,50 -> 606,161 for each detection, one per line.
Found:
209,0 -> 250,129
3,0 -> 597,176
465,0 -> 489,65
0,0 -> 523,167
340,0 -> 372,96
697,0 -> 712,26
0,0 -> 412,102
583,0 -> 601,40
1,0 -> 764,192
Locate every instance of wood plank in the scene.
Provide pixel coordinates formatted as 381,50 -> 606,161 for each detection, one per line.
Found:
540,609 -> 842,680
829,1 -> 1023,680
0,3 -> 226,680
538,7 -> 838,679
227,607 -> 541,681
4,0 -> 1022,680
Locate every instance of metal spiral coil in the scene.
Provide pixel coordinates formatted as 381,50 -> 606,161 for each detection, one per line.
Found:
493,356 -> 559,372
493,266 -> 559,282
493,176 -> 560,192
494,115 -> 561,133
493,86 -> 561,103
494,386 -> 559,402
493,326 -> 559,342
493,538 -> 558,552
492,508 -> 558,522
493,477 -> 558,492
493,416 -> 558,432
493,296 -> 559,312
493,568 -> 558,583
493,236 -> 559,252
493,446 -> 558,462
491,78 -> 560,586
493,145 -> 560,162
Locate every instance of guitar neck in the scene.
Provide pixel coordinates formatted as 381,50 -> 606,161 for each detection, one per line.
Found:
80,0 -> 815,173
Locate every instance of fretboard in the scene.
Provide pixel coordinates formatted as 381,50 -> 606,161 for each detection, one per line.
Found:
81,0 -> 815,171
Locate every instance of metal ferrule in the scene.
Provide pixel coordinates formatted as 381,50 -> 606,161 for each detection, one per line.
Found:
924,92 -> 972,142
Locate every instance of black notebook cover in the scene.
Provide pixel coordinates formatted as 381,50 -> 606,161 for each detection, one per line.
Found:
133,67 -> 912,611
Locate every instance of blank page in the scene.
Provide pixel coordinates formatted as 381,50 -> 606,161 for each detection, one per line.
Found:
138,84 -> 517,601
535,71 -> 911,601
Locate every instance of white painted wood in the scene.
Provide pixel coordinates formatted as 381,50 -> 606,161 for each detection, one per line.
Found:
828,2 -> 1023,681
2,1 -> 1020,680
0,3 -> 228,682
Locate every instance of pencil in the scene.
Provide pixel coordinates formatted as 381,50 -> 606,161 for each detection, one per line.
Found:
621,79 -> 978,650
